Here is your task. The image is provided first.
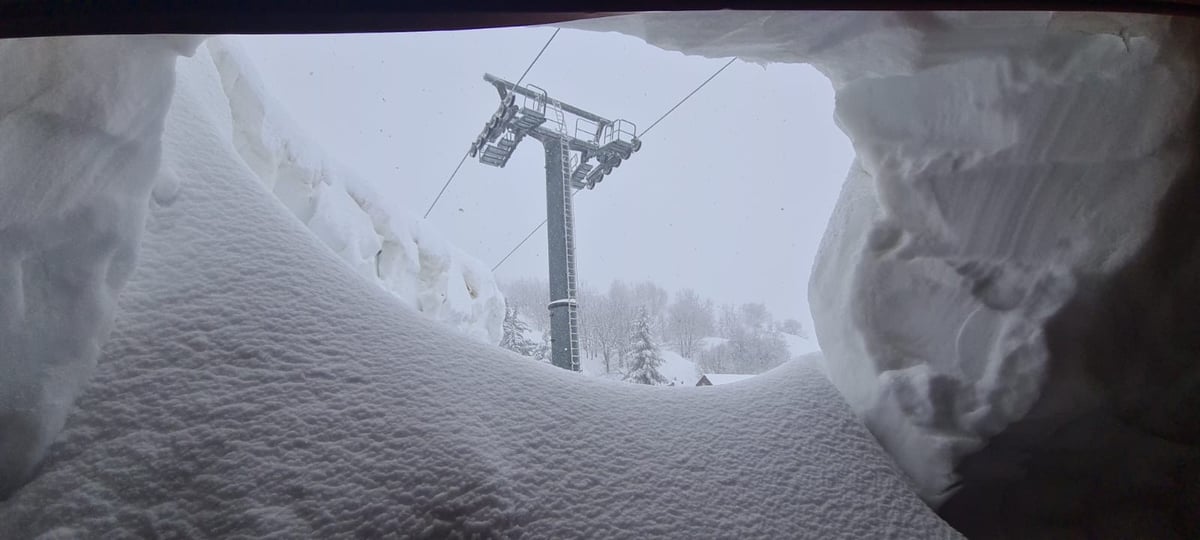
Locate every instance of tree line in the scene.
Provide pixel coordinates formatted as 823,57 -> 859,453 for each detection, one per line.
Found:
500,278 -> 805,377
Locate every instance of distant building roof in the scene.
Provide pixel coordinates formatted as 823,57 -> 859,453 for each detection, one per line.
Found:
696,373 -> 755,386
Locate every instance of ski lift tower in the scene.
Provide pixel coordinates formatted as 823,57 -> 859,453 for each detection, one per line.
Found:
470,73 -> 642,371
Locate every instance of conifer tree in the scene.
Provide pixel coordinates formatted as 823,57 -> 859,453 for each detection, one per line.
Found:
624,307 -> 668,386
500,304 -> 537,357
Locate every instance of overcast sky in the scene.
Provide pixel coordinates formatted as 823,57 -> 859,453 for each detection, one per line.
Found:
237,25 -> 852,332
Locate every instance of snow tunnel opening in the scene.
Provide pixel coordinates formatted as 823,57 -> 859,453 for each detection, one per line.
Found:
6,10 -> 1198,538
234,24 -> 851,387
3,31 -> 959,536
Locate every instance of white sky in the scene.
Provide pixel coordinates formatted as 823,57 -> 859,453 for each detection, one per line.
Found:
237,25 -> 852,331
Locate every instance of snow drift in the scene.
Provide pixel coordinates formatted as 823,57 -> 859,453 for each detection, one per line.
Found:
572,9 -> 1200,531
0,39 -> 956,537
0,35 -> 501,497
203,40 -> 504,345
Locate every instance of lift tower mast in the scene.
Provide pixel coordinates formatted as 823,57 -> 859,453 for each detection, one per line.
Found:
470,74 -> 642,371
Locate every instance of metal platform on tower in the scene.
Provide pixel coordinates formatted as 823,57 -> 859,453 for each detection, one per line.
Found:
469,73 -> 642,371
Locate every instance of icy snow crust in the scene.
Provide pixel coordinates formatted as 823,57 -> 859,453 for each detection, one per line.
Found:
0,35 -> 203,497
571,12 -> 1200,504
205,39 -> 504,345
0,41 -> 958,537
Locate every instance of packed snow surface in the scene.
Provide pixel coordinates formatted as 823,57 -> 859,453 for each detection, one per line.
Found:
0,39 -> 959,537
573,11 -> 1200,505
0,35 -> 202,497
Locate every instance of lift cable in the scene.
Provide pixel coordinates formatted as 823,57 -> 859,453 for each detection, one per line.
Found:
422,151 -> 470,219
640,56 -> 737,138
516,28 -> 560,87
491,57 -> 738,271
491,219 -> 547,271
422,28 -> 562,220
491,187 -> 582,271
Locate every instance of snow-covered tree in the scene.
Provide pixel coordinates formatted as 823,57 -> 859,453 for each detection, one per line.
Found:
624,307 -> 668,386
778,318 -> 806,338
607,281 -> 637,367
699,302 -> 790,374
717,303 -> 742,339
666,288 -> 714,357
498,278 -> 550,332
740,302 -> 771,333
532,331 -> 551,364
582,281 -> 636,373
633,280 -> 669,332
499,304 -> 538,357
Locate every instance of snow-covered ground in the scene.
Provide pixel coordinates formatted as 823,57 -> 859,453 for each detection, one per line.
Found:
579,346 -> 702,386
572,12 -> 1200,513
0,38 -> 956,537
575,332 -> 815,387
6,10 -> 1197,537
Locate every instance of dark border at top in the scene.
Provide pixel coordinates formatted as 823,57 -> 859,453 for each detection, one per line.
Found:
1,1 -> 1199,38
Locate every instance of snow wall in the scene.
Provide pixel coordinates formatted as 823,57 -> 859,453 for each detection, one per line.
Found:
0,35 -> 502,498
0,38 -> 956,537
572,9 -> 1200,527
0,35 -> 204,497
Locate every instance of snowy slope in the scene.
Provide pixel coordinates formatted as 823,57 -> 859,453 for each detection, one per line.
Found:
0,40 -> 957,538
572,11 -> 1200,508
203,39 -> 503,345
657,349 -> 702,386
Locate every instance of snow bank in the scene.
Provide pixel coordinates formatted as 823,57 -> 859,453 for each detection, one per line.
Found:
570,11 -> 1200,506
203,38 -> 504,344
0,40 -> 957,537
0,35 -> 202,497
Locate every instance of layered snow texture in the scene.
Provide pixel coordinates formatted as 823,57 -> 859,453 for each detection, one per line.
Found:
573,11 -> 1200,506
0,41 -> 958,538
205,39 -> 504,345
0,35 -> 203,497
